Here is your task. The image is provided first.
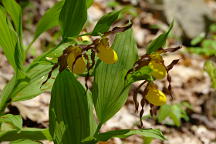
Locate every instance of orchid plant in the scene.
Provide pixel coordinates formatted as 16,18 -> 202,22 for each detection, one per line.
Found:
0,0 -> 180,143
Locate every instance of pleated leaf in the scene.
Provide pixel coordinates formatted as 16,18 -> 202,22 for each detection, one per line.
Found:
49,70 -> 96,144
2,0 -> 22,38
82,129 -> 165,144
2,0 -> 24,70
86,0 -> 94,8
33,1 -> 64,42
126,66 -> 153,85
0,128 -> 51,141
146,22 -> 173,54
11,63 -> 54,101
97,129 -> 166,141
0,77 -> 16,113
92,10 -> 121,35
59,0 -> 87,38
0,7 -> 18,69
92,29 -> 138,123
11,139 -> 40,144
0,63 -> 54,113
0,42 -> 70,113
0,114 -> 22,130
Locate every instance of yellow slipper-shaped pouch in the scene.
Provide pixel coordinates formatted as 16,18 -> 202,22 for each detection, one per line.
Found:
97,46 -> 118,64
145,84 -> 167,106
96,38 -> 118,64
67,48 -> 86,74
148,60 -> 167,80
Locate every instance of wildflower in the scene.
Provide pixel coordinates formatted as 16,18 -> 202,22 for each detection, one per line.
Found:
41,25 -> 132,87
146,53 -> 166,79
66,46 -> 86,74
96,38 -> 118,64
125,46 -> 181,127
145,83 -> 167,106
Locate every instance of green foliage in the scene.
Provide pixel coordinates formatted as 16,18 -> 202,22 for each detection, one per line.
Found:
96,129 -> 165,141
0,114 -> 22,130
0,128 -> 51,141
204,60 -> 216,89
11,139 -> 41,144
92,10 -> 121,35
92,29 -> 138,123
0,114 -> 51,142
157,103 -> 189,127
0,0 -> 175,143
126,66 -> 153,84
1,0 -> 24,71
190,33 -> 205,46
188,39 -> 216,56
59,0 -> 87,38
146,21 -> 173,54
2,0 -> 23,38
86,0 -> 94,8
49,70 -> 96,144
188,24 -> 216,56
0,6 -> 19,69
210,24 -> 216,33
33,1 -> 64,43
82,129 -> 165,144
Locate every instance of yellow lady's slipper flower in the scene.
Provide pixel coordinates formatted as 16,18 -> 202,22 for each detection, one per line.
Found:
145,84 -> 167,106
96,38 -> 118,64
149,53 -> 163,62
67,46 -> 86,74
148,60 -> 167,79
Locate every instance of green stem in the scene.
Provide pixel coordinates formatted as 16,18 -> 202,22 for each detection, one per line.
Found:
25,39 -> 35,57
94,123 -> 102,137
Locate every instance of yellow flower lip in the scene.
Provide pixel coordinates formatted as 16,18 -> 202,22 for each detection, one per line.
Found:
145,83 -> 167,106
67,46 -> 86,74
96,38 -> 118,64
148,60 -> 167,80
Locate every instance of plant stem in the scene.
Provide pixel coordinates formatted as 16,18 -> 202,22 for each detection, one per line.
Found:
94,123 -> 102,137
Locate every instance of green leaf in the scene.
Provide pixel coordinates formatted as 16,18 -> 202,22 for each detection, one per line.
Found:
146,22 -> 173,54
86,0 -> 94,8
187,47 -> 216,56
2,0 -> 24,70
0,63 -> 54,110
0,114 -> 22,130
0,7 -> 18,69
33,1 -> 64,42
190,33 -> 205,46
92,10 -> 121,35
0,63 -> 54,112
0,42 -> 70,113
143,137 -> 153,144
11,63 -> 55,101
210,24 -> 216,33
126,66 -> 153,84
92,28 -> 138,123
49,70 -> 96,144
59,0 -> 87,38
0,128 -> 51,141
157,104 -> 188,127
11,139 -> 40,144
157,104 -> 170,123
204,60 -> 216,89
201,39 -> 216,49
0,77 -> 16,113
169,105 -> 181,127
97,129 -> 166,142
2,0 -> 22,38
